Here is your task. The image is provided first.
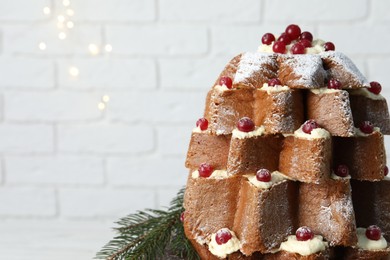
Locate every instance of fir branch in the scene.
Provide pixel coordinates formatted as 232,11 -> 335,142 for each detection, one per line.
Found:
95,187 -> 199,260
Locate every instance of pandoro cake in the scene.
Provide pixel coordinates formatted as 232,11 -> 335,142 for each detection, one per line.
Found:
182,24 -> 390,259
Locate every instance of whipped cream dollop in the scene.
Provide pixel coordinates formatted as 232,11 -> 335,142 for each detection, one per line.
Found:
310,88 -> 341,95
279,235 -> 328,256
191,169 -> 229,179
354,127 -> 380,137
246,171 -> 288,189
356,227 -> 388,250
330,172 -> 351,180
232,125 -> 265,139
214,84 -> 231,92
192,126 -> 206,133
294,126 -> 331,139
208,228 -> 240,258
260,83 -> 290,93
258,39 -> 326,55
349,88 -> 385,100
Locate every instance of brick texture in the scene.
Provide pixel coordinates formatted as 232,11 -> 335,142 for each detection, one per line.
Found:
0,1 -> 390,259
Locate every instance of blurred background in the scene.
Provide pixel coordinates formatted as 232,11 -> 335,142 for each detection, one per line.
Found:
0,0 -> 390,259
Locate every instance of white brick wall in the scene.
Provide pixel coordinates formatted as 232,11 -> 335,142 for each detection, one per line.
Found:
1,0 -> 390,259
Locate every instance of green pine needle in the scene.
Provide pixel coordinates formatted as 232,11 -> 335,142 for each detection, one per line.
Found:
95,187 -> 199,260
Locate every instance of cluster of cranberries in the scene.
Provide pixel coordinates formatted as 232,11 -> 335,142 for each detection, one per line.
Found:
261,24 -> 335,54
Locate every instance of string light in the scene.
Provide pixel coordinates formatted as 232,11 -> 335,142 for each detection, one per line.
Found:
105,44 -> 113,53
102,95 -> 110,103
38,42 -> 47,50
69,66 -> 79,77
66,21 -> 74,29
88,44 -> 100,55
43,7 -> 51,15
62,0 -> 70,7
98,102 -> 106,111
57,15 -> 66,23
66,9 -> 75,16
58,32 -> 67,40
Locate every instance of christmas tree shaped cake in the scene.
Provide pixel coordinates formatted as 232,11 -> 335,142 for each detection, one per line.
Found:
182,24 -> 390,259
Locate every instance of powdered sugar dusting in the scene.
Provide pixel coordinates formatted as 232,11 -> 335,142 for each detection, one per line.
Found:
233,52 -> 277,88
320,51 -> 369,88
278,54 -> 326,88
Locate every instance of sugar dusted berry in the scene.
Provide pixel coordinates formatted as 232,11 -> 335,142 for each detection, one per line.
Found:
273,41 -> 286,54
328,78 -> 342,89
334,164 -> 349,177
291,43 -> 305,54
302,120 -> 319,134
268,78 -> 282,87
256,169 -> 272,182
366,225 -> 382,241
198,163 -> 213,178
215,229 -> 233,245
262,33 -> 275,45
324,42 -> 335,51
300,31 -> 313,42
285,24 -> 301,40
237,117 -> 255,132
296,226 -> 314,241
369,81 -> 382,95
196,118 -> 208,131
277,33 -> 292,45
219,76 -> 233,89
180,211 -> 185,222
299,39 -> 312,48
359,121 -> 374,134
384,166 -> 389,176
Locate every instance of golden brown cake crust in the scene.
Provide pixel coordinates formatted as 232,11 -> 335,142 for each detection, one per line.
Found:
343,246 -> 390,260
233,180 -> 297,255
185,132 -> 231,170
306,90 -> 355,137
298,179 -> 357,246
227,135 -> 282,175
263,248 -> 331,260
254,89 -> 304,134
279,136 -> 332,183
333,131 -> 386,181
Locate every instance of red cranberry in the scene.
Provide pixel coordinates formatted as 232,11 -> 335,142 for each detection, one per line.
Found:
215,229 -> 233,245
302,120 -> 319,134
296,226 -> 314,241
273,41 -> 286,54
180,212 -> 185,222
291,43 -> 305,54
285,24 -> 301,40
237,117 -> 255,132
277,33 -> 292,45
369,81 -> 382,95
300,31 -> 313,42
219,76 -> 233,89
196,118 -> 208,131
359,121 -> 374,134
366,225 -> 382,241
385,166 -> 389,176
334,164 -> 349,177
299,39 -> 312,48
328,78 -> 342,89
268,78 -> 281,86
198,163 -> 213,178
262,33 -> 275,45
324,42 -> 335,51
256,169 -> 272,182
